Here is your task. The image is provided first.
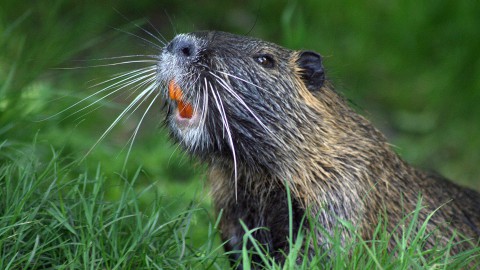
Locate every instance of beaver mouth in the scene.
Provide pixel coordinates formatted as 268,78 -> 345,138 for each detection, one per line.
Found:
168,80 -> 200,128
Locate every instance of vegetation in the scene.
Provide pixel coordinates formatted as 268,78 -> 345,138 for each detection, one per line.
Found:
0,154 -> 226,269
1,0 -> 479,268
0,155 -> 478,269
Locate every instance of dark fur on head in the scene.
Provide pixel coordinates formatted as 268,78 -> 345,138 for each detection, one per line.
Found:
157,31 -> 480,267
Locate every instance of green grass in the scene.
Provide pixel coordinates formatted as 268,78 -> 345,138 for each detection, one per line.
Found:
234,187 -> 479,269
1,155 -> 478,269
0,151 -> 227,269
1,0 -> 479,268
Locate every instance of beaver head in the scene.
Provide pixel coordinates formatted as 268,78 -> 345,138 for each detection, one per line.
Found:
157,31 -> 335,175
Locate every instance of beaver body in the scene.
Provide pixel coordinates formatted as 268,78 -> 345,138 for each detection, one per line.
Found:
157,31 -> 480,265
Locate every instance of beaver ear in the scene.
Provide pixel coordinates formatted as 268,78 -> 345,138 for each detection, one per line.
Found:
297,51 -> 325,91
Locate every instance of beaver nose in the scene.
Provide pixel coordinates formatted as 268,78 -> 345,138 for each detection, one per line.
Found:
166,35 -> 197,58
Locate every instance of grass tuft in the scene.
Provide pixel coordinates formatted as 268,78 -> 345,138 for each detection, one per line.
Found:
0,151 -> 228,269
235,190 -> 480,269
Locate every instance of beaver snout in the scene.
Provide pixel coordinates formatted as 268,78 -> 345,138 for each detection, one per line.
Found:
166,34 -> 198,59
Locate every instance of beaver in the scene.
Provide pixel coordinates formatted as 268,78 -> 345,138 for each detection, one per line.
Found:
156,31 -> 480,266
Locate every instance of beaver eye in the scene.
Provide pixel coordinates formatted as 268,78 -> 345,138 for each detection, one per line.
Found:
254,54 -> 275,68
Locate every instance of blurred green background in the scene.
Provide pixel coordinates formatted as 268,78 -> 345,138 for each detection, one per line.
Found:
1,0 -> 479,248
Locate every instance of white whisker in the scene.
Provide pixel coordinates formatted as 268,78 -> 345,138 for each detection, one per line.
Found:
79,55 -> 159,61
88,67 -> 156,90
209,81 -> 238,201
112,27 -> 164,50
112,11 -> 166,47
209,71 -> 279,142
55,60 -> 158,70
81,81 -> 157,160
216,70 -> 267,91
69,70 -> 156,121
136,24 -> 167,47
123,85 -> 160,169
200,79 -> 209,140
146,21 -> 168,45
122,77 -> 157,121
39,67 -> 156,122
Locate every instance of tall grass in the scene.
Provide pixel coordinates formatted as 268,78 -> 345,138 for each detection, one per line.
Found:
236,192 -> 479,270
1,152 -> 478,269
238,198 -> 480,269
0,150 -> 227,269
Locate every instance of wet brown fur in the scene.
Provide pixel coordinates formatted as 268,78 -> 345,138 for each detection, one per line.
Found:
159,31 -> 480,266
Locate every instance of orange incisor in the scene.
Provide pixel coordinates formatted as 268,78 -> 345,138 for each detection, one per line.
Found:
168,80 -> 193,119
